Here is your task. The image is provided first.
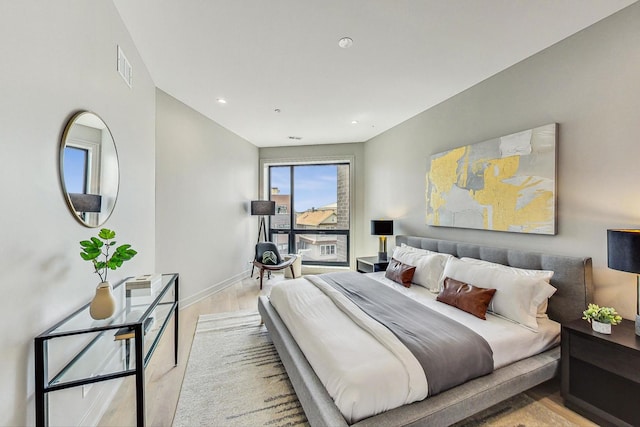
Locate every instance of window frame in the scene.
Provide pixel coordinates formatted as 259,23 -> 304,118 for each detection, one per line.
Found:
261,157 -> 354,268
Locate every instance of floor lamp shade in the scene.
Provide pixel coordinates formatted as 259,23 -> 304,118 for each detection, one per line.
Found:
69,193 -> 102,213
371,220 -> 394,261
251,200 -> 275,216
607,229 -> 640,336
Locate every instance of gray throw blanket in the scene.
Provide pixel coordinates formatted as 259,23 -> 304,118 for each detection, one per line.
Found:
319,271 -> 494,395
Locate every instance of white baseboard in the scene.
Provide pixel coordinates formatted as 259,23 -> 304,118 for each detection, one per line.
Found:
179,269 -> 252,309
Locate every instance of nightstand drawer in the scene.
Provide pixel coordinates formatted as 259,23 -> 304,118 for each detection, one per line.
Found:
569,332 -> 640,383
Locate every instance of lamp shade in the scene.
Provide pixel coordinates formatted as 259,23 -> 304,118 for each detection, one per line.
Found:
607,229 -> 640,274
251,200 -> 275,216
371,220 -> 394,236
69,193 -> 102,213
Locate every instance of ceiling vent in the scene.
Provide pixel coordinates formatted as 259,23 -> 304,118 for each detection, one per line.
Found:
288,136 -> 303,141
117,45 -> 133,88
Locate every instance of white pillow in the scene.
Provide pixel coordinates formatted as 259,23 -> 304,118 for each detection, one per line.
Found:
459,258 -> 554,282
442,257 -> 556,330
392,246 -> 452,292
460,258 -> 555,318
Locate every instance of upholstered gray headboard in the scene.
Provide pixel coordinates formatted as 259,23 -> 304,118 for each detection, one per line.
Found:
395,235 -> 593,324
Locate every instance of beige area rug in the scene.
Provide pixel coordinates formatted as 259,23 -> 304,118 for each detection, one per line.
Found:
453,393 -> 581,427
174,310 -> 581,427
172,310 -> 308,427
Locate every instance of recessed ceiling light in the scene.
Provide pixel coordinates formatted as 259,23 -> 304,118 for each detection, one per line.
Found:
351,120 -> 358,124
217,98 -> 227,104
338,37 -> 353,49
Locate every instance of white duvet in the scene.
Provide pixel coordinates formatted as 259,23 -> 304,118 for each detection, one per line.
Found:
269,272 -> 560,423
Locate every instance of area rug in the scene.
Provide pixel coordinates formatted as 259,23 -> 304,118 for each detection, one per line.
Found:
172,310 -> 307,427
174,310 -> 582,427
453,393 -> 581,427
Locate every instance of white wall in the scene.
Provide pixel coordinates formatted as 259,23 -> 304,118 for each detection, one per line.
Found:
0,1 -> 156,425
364,3 -> 640,318
155,90 -> 259,305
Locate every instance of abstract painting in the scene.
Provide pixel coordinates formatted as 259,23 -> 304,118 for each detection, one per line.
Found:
426,123 -> 557,235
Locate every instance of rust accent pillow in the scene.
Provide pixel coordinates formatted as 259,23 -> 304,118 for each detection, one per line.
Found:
385,258 -> 416,288
437,277 -> 497,320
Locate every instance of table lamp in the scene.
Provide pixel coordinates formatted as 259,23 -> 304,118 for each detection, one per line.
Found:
251,200 -> 275,244
371,220 -> 394,261
607,229 -> 640,335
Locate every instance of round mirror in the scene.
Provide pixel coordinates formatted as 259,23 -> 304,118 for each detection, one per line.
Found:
59,111 -> 119,227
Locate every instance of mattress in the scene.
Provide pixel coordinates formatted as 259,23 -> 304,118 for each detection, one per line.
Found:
269,273 -> 560,423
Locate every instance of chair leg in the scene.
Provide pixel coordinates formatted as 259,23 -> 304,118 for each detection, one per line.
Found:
259,269 -> 265,290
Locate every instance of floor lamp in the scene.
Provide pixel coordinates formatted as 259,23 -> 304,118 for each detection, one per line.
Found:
251,200 -> 275,278
251,200 -> 276,244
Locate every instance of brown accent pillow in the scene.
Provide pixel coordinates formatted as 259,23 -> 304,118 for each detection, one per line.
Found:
437,277 -> 497,320
385,258 -> 416,287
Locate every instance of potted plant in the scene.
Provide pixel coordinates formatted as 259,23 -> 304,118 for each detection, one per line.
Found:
582,303 -> 622,334
80,228 -> 137,319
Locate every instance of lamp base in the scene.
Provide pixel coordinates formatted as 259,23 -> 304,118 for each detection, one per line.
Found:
378,236 -> 388,262
636,315 -> 640,336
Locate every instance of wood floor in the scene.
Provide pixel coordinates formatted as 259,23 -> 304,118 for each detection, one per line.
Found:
98,273 -> 596,427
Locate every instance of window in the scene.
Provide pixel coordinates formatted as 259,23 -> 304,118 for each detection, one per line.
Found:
268,163 -> 350,267
321,245 -> 336,256
63,146 -> 89,193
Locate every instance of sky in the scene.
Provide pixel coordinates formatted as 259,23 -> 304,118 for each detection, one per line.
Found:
63,146 -> 87,193
270,165 -> 338,212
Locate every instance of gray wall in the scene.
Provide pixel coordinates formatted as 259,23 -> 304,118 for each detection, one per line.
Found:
259,143 -> 366,268
155,90 -> 259,305
0,1 -> 156,425
364,3 -> 640,318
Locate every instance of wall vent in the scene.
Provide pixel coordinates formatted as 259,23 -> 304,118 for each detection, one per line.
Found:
117,45 -> 133,88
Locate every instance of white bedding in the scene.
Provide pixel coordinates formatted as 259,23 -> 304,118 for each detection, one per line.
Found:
269,272 -> 560,423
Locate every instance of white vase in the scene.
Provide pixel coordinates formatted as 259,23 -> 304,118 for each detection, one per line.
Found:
89,281 -> 116,320
592,320 -> 611,334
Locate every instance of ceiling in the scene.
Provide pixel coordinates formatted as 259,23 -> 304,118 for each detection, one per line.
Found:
113,0 -> 635,147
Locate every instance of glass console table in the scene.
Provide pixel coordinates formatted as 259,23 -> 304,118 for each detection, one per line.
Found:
35,273 -> 179,427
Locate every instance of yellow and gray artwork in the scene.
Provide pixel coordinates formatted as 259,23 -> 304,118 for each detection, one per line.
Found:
426,123 -> 556,235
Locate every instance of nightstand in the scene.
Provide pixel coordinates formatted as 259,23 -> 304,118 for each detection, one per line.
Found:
561,318 -> 640,427
356,256 -> 389,273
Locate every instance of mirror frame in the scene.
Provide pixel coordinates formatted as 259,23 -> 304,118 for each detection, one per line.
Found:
59,111 -> 120,227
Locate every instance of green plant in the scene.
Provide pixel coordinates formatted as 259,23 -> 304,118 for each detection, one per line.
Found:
582,303 -> 622,325
80,228 -> 137,283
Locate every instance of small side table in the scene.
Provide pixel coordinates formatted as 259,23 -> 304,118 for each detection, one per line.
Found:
561,318 -> 640,426
356,256 -> 389,273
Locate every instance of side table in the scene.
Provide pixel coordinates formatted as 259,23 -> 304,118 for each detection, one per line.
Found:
561,318 -> 640,427
35,273 -> 179,427
356,256 -> 389,273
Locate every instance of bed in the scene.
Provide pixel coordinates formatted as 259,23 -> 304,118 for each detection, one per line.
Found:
257,235 -> 593,426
